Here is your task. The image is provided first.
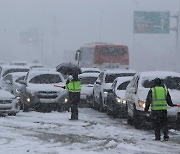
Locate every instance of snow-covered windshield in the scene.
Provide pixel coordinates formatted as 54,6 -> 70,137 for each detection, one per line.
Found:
142,76 -> 180,90
80,77 -> 97,85
105,73 -> 135,83
29,74 -> 62,84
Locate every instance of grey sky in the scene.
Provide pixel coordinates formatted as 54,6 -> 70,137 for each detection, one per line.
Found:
0,0 -> 179,71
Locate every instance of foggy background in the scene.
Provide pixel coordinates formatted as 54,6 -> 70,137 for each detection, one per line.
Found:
0,0 -> 179,72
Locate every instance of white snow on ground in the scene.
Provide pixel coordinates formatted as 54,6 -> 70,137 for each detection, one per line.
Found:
0,108 -> 180,154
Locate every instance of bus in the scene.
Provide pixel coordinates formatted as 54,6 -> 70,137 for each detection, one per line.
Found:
75,43 -> 129,69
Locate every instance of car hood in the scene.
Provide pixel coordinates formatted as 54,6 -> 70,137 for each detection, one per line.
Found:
116,90 -> 126,99
0,89 -> 15,99
27,83 -> 66,92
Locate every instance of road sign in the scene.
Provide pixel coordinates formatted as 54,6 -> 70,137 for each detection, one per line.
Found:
134,11 -> 170,34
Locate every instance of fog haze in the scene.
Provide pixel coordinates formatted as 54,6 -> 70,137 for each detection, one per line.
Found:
0,0 -> 179,71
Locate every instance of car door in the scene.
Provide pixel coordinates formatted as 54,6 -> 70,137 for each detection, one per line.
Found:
126,75 -> 139,116
93,72 -> 104,102
2,74 -> 13,93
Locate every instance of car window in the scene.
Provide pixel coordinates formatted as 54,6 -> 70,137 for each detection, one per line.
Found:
117,81 -> 130,90
15,76 -> 25,83
29,74 -> 62,84
105,73 -> 135,83
142,76 -> 180,90
80,77 -> 97,84
2,69 -> 29,77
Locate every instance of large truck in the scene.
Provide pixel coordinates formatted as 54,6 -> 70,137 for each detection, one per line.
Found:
75,42 -> 129,69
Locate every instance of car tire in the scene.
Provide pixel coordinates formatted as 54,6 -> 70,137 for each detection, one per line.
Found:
99,95 -> 104,112
8,113 -> 16,116
23,103 -> 29,112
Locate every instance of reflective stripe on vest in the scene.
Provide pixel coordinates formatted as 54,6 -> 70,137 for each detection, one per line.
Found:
151,86 -> 167,111
66,81 -> 81,92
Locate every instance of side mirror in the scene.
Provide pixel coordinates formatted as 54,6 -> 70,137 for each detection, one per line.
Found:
5,80 -> 12,84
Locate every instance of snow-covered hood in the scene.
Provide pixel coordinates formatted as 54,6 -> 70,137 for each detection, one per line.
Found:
27,83 -> 66,92
0,88 -> 15,99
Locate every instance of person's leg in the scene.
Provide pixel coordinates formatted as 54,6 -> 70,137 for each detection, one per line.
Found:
154,115 -> 161,140
71,104 -> 76,119
161,113 -> 169,140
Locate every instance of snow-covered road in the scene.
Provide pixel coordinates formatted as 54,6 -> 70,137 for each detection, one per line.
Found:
0,108 -> 180,154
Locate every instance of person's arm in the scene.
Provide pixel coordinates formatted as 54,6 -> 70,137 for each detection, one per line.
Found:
166,91 -> 177,107
145,89 -> 152,112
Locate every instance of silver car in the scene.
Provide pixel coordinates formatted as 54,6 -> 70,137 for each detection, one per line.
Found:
0,87 -> 20,116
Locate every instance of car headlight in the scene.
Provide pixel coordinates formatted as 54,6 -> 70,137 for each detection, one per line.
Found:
64,98 -> 68,103
116,97 -> 126,104
26,97 -> 31,103
138,100 -> 146,108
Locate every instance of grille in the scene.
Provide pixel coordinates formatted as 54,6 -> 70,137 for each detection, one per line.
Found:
0,100 -> 12,104
36,91 -> 58,99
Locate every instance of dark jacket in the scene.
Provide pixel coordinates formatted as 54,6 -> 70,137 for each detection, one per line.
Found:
145,86 -> 176,112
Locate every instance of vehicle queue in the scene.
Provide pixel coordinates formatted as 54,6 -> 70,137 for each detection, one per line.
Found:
0,61 -> 180,135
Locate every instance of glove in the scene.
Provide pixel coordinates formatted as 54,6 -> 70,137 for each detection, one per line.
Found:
176,104 -> 180,107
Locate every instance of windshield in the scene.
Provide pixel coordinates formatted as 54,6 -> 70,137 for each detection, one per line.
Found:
142,76 -> 180,90
29,74 -> 62,84
3,69 -> 29,77
80,77 -> 97,85
99,47 -> 126,55
105,73 -> 135,83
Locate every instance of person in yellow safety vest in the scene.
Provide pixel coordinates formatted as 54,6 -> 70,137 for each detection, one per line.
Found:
66,74 -> 81,120
145,78 -> 180,141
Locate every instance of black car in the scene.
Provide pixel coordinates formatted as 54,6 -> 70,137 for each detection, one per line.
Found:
106,76 -> 133,118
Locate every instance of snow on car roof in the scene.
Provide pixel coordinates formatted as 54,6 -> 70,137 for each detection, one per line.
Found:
6,72 -> 27,77
0,64 -> 30,69
79,72 -> 99,78
103,69 -> 136,74
139,71 -> 180,79
28,68 -> 63,81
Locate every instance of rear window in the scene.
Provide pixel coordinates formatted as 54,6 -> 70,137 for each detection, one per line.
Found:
29,74 -> 62,84
80,77 -> 97,84
105,73 -> 135,83
142,76 -> 180,90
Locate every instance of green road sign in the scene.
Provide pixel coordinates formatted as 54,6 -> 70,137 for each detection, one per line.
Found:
134,11 -> 170,34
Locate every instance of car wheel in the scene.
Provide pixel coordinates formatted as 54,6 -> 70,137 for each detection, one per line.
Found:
99,95 -> 104,112
92,93 -> 98,110
23,103 -> 29,112
8,113 -> 16,116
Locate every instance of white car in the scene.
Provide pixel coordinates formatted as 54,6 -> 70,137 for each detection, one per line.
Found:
93,69 -> 135,112
106,76 -> 133,118
78,73 -> 99,107
0,86 -> 20,116
2,72 -> 27,96
0,64 -> 30,83
125,71 -> 180,129
19,68 -> 69,112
